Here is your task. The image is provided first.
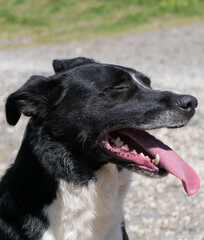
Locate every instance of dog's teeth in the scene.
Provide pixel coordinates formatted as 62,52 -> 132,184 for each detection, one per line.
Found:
114,137 -> 123,147
110,137 -> 115,143
155,154 -> 160,163
152,154 -> 160,165
140,152 -> 144,156
114,137 -> 119,145
121,144 -> 129,151
131,149 -> 137,154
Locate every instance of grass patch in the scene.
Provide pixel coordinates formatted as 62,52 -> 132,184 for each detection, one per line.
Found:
0,0 -> 204,48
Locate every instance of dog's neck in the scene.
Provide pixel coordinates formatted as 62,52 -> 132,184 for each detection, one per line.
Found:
42,164 -> 132,240
8,130 -> 132,240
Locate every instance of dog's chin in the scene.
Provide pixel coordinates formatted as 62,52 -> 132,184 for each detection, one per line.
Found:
100,127 -> 170,178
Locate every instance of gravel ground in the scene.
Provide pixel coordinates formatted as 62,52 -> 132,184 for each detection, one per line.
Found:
0,22 -> 204,240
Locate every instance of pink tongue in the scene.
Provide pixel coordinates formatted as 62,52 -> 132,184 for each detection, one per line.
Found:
118,130 -> 200,196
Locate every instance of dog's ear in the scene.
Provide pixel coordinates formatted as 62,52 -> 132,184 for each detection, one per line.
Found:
53,57 -> 95,73
6,75 -> 64,125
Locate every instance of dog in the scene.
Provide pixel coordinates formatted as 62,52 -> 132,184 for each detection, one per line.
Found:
0,57 -> 200,240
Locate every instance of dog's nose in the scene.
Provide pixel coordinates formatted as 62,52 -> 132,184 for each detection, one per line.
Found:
177,95 -> 198,110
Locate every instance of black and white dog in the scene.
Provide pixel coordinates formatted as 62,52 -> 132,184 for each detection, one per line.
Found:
0,57 -> 200,240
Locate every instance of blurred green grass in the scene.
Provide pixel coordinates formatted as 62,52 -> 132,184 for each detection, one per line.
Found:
0,0 -> 203,47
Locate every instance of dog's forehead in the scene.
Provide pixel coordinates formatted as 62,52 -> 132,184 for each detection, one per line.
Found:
68,62 -> 151,89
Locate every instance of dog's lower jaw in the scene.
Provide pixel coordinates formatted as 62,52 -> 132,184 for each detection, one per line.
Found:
41,163 -> 132,240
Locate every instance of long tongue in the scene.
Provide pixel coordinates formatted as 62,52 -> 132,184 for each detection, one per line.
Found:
118,129 -> 200,196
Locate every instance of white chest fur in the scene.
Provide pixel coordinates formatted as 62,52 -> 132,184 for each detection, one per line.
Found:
41,164 -> 132,240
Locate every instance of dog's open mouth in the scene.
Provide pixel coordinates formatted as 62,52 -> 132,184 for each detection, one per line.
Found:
101,128 -> 200,196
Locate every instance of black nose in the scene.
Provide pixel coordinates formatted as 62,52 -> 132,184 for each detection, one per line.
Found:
177,95 -> 198,110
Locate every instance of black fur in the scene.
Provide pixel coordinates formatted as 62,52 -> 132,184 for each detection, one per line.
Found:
121,220 -> 129,240
0,57 -> 197,239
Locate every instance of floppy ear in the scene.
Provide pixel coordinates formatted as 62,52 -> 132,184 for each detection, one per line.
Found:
53,57 -> 95,73
6,75 -> 64,125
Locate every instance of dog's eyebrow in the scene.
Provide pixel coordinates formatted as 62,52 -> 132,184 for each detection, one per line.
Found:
130,72 -> 151,88
115,65 -> 151,88
108,64 -> 151,88
138,74 -> 151,86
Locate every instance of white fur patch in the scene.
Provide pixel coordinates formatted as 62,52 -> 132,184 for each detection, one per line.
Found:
41,164 -> 132,240
130,73 -> 149,89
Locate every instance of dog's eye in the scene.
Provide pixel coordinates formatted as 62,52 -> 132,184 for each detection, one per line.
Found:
105,85 -> 130,91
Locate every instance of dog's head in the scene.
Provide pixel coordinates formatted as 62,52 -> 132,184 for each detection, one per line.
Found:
5,57 -> 199,195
